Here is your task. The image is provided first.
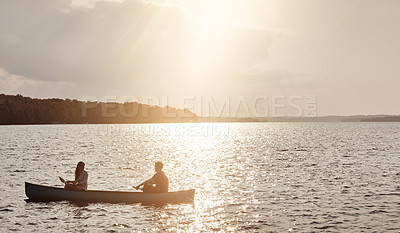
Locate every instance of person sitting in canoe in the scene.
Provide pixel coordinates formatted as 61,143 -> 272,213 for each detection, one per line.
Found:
59,161 -> 88,191
135,161 -> 169,193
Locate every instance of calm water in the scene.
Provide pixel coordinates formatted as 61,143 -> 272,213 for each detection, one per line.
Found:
0,123 -> 399,232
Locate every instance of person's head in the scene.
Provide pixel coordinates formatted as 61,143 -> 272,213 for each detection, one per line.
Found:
155,161 -> 163,172
75,161 -> 85,181
77,161 -> 85,171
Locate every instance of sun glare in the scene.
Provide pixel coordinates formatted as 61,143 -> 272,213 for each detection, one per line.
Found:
192,0 -> 244,30
172,0 -> 253,91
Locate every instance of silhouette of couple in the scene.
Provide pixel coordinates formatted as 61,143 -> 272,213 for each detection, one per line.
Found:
60,161 -> 169,193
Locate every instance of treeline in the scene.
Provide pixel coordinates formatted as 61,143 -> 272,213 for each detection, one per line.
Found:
0,94 -> 198,125
360,116 -> 400,122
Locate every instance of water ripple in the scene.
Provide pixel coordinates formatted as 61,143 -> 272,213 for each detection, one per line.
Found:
0,123 -> 399,232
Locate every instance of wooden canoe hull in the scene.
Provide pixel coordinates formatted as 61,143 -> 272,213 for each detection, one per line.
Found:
25,182 -> 195,204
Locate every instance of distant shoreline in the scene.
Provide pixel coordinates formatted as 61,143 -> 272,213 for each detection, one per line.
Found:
1,94 -> 400,125
0,94 -> 197,125
2,116 -> 400,126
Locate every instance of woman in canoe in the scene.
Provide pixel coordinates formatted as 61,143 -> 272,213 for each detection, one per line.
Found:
59,161 -> 88,191
135,161 -> 169,193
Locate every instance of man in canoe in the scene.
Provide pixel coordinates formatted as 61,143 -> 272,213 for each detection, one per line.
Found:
59,161 -> 88,191
135,161 -> 169,193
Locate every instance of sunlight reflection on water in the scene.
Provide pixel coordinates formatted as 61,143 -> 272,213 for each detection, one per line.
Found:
1,123 -> 400,232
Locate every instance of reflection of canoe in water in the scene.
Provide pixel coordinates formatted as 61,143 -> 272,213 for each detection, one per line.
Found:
25,182 -> 195,204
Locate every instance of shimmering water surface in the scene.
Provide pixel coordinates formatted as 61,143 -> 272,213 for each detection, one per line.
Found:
0,123 -> 399,232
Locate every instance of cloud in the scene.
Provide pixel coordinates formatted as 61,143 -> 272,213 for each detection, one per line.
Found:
0,67 -> 74,98
70,0 -> 124,9
241,65 -> 320,91
0,67 -> 36,92
0,0 -> 277,97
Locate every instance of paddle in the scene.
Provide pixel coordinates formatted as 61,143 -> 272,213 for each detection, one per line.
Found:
59,176 -> 66,184
59,177 -> 75,184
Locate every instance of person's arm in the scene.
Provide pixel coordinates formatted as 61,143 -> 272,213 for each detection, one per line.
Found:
135,174 -> 156,189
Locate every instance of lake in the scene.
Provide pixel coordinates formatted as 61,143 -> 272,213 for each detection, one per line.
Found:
0,123 -> 399,232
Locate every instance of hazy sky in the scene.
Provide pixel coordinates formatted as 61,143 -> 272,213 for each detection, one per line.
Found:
1,0 -> 400,116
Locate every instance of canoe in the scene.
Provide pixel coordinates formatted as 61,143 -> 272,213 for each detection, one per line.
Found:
25,182 -> 195,204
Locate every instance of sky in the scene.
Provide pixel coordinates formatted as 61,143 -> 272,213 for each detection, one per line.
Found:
1,0 -> 400,116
